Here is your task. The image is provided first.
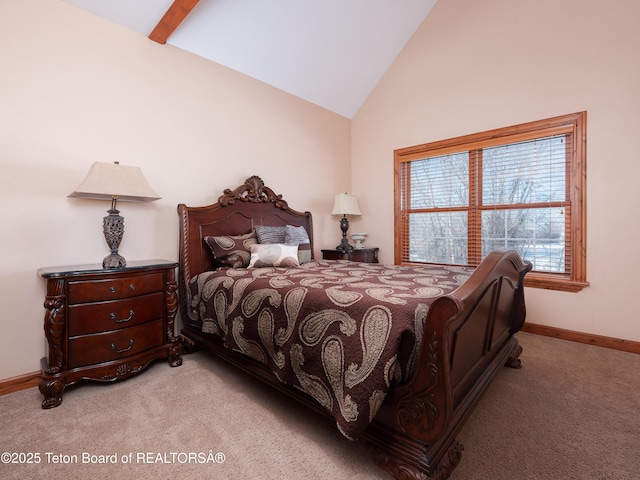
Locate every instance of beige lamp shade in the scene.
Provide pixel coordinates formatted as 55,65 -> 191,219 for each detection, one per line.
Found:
68,161 -> 161,202
331,193 -> 361,216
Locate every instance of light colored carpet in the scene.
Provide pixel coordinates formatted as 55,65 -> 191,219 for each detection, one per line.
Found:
1,332 -> 639,479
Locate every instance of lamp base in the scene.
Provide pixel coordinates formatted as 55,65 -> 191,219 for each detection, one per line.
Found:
103,253 -> 126,269
336,240 -> 353,251
336,214 -> 353,250
103,205 -> 126,269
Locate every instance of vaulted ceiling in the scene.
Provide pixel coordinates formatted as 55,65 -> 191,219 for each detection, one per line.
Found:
61,0 -> 437,118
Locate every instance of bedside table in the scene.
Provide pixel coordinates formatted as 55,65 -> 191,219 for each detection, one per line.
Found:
37,260 -> 182,409
321,248 -> 379,263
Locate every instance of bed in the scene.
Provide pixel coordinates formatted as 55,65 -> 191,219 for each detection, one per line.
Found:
177,175 -> 532,480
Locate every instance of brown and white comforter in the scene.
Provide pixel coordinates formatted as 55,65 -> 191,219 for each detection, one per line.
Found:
186,260 -> 473,439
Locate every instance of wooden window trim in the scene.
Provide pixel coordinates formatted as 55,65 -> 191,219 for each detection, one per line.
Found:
394,112 -> 588,292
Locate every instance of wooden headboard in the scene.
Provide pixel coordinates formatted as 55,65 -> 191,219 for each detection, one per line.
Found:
177,175 -> 314,318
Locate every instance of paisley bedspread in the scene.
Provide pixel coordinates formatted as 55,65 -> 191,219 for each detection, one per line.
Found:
186,260 -> 474,439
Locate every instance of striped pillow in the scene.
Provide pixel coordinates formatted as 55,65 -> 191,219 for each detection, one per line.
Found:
254,225 -> 286,244
285,225 -> 312,264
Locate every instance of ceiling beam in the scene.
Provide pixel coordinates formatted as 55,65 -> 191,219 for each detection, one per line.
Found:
149,0 -> 200,44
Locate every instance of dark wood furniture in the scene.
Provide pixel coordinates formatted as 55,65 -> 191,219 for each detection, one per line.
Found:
322,247 -> 379,263
177,176 -> 531,480
38,260 -> 182,409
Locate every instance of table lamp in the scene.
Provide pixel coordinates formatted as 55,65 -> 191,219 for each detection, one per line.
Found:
331,193 -> 361,250
68,161 -> 161,268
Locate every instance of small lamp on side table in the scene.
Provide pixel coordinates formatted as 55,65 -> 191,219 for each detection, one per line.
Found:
68,161 -> 161,268
331,193 -> 361,251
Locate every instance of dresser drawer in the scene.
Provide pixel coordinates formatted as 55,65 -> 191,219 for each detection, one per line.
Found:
67,272 -> 164,304
68,319 -> 164,369
67,292 -> 164,336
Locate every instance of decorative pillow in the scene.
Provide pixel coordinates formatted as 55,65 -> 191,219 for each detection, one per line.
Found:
285,224 -> 312,264
248,244 -> 300,268
254,225 -> 286,244
203,231 -> 257,268
295,243 -> 312,264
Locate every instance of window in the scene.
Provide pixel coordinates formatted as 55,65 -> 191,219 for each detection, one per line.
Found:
394,112 -> 587,292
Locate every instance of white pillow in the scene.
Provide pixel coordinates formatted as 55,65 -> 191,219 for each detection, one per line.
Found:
248,243 -> 300,268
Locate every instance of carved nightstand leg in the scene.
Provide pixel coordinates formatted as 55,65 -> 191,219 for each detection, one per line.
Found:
39,377 -> 65,409
168,343 -> 183,367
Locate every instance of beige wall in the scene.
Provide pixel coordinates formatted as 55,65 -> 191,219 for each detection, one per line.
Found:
352,0 -> 640,341
0,0 -> 351,379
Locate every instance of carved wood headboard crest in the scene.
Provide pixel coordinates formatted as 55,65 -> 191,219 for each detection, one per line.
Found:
218,175 -> 289,209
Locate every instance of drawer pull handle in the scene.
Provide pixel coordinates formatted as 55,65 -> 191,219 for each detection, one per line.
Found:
129,284 -> 136,291
110,310 -> 135,323
110,286 -> 116,293
111,339 -> 135,354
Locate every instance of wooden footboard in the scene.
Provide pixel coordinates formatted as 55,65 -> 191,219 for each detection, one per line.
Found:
364,249 -> 531,479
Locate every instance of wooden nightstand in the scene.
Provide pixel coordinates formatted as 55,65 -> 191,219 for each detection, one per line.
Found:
37,260 -> 182,409
321,248 -> 379,263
